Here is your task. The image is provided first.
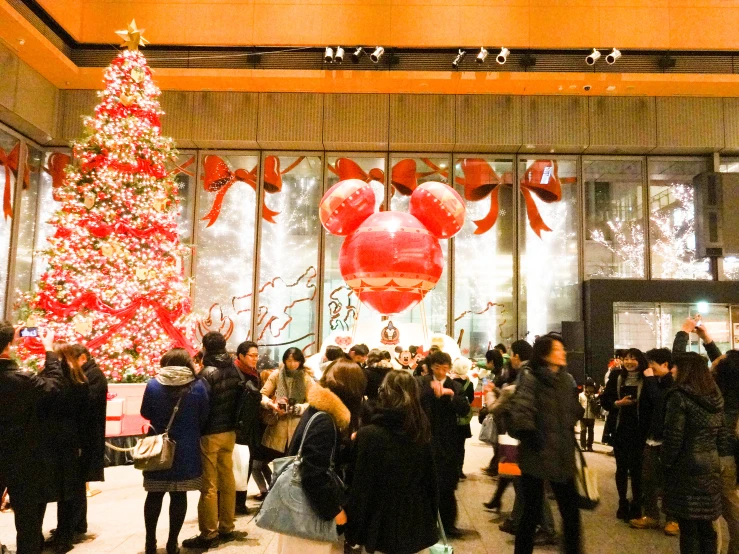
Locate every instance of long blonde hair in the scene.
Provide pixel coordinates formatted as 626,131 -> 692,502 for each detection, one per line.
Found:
55,343 -> 88,385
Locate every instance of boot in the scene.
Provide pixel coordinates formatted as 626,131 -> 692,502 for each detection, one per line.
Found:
616,500 -> 630,521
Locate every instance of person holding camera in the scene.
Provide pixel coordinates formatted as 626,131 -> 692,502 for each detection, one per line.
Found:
600,348 -> 654,522
0,323 -> 61,554
260,347 -> 315,457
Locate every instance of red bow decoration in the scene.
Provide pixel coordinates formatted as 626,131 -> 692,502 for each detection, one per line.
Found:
0,144 -> 29,219
457,158 -> 568,236
201,155 -> 305,227
86,220 -> 178,242
44,152 -> 72,202
328,158 -> 385,184
169,155 -> 195,178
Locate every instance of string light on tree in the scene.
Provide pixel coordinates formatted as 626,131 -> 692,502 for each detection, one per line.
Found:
18,22 -> 194,382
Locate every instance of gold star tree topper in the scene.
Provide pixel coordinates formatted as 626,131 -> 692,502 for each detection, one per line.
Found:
115,20 -> 149,50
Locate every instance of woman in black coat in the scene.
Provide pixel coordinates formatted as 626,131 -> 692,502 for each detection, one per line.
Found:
348,370 -> 439,554
41,344 -> 90,554
662,352 -> 726,554
507,335 -> 584,554
276,358 -> 367,554
599,348 -> 653,521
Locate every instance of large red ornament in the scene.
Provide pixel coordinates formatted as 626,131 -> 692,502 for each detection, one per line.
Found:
409,181 -> 465,239
338,211 -> 443,314
320,179 -> 375,236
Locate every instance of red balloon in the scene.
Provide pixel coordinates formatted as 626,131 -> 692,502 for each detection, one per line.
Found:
339,211 -> 444,314
409,181 -> 466,239
319,179 -> 376,236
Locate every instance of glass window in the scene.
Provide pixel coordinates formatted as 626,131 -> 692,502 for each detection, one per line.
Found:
257,155 -> 322,362
613,302 -> 659,352
193,153 -> 259,349
322,155 -> 386,340
168,153 -> 196,258
453,156 -> 515,358
724,257 -> 739,280
584,159 -> 645,279
11,145 -> 44,315
388,155 -> 451,334
0,131 -> 21,316
648,159 -> 711,280
519,158 -> 580,338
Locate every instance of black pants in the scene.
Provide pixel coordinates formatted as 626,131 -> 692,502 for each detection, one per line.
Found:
56,482 -> 87,546
455,433 -> 467,475
676,518 -> 717,554
437,459 -> 459,532
7,485 -> 46,554
579,419 -> 595,450
144,491 -> 187,548
614,437 -> 644,510
514,475 -> 582,554
489,476 -> 513,507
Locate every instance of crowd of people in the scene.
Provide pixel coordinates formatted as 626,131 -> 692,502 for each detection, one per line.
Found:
1,316 -> 738,554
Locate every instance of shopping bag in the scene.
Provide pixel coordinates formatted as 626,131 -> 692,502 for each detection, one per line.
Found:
233,444 -> 251,492
478,413 -> 498,445
497,433 -> 521,477
574,443 -> 599,510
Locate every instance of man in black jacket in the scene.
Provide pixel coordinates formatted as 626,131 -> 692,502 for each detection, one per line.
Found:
418,350 -> 470,538
630,347 -> 678,535
184,332 -> 242,549
0,323 -> 61,554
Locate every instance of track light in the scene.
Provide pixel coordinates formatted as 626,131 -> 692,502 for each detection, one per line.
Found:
334,46 -> 345,64
476,47 -> 488,64
324,47 -> 334,63
605,48 -> 621,65
352,47 -> 364,63
496,47 -> 510,65
370,46 -> 384,63
586,48 -> 601,65
452,49 -> 466,69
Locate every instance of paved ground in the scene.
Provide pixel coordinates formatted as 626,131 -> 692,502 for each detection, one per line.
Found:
0,420 -> 708,553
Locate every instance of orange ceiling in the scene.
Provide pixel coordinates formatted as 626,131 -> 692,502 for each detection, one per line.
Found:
5,0 -> 739,96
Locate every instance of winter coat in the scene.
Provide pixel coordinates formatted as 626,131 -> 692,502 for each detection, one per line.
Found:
417,375 -> 471,476
200,352 -> 241,436
672,331 -> 722,362
287,384 -> 350,521
662,385 -> 725,521
363,363 -> 393,401
578,392 -> 599,420
261,368 -> 315,453
714,352 -> 739,458
0,353 -> 62,500
347,408 -> 439,554
507,363 -> 584,483
643,373 -> 674,443
140,378 -> 210,482
39,372 -> 90,502
80,357 -> 108,482
599,370 -> 653,444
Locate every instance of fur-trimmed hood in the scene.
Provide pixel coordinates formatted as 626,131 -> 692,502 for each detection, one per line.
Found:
308,384 -> 351,431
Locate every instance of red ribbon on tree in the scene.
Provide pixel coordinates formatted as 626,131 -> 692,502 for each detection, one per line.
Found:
45,152 -> 72,202
86,220 -> 178,242
37,291 -> 194,355
80,154 -> 167,178
201,155 -> 304,227
0,143 -> 29,219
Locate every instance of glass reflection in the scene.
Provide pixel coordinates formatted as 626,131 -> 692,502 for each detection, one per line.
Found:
0,131 -> 21,315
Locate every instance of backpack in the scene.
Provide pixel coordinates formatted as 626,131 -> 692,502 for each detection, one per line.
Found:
235,376 -> 263,448
457,380 -> 474,426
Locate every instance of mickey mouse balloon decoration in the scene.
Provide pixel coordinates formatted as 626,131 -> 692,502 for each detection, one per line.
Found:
320,178 -> 465,315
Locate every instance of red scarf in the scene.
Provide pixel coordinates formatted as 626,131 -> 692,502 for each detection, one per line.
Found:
235,358 -> 258,379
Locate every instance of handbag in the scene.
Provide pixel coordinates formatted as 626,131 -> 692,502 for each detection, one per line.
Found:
132,388 -> 187,472
478,413 -> 498,445
256,411 -> 342,543
429,511 -> 454,554
574,442 -> 600,510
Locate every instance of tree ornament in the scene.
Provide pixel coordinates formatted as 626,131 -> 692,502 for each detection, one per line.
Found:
115,20 -> 149,51
135,267 -> 149,280
73,314 -> 93,336
101,243 -> 114,257
119,93 -> 136,106
152,198 -> 166,212
84,193 -> 95,210
130,67 -> 146,83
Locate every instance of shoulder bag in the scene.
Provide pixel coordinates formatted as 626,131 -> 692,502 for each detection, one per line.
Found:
256,411 -> 341,543
132,387 -> 188,472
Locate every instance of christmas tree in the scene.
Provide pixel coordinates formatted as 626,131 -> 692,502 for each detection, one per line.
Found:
20,21 -> 194,381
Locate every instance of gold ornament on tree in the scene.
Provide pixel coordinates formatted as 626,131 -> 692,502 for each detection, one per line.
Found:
152,197 -> 166,212
135,267 -> 149,280
73,314 -> 93,336
115,20 -> 149,51
101,243 -> 114,257
130,67 -> 145,83
119,93 -> 136,106
84,193 -> 96,210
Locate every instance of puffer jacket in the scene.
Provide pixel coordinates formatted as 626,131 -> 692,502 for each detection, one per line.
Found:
506,363 -> 584,483
662,385 -> 725,521
200,352 -> 241,436
714,351 -> 739,457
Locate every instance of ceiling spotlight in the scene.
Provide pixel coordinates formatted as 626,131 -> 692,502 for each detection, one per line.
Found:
352,47 -> 364,63
334,46 -> 345,64
370,46 -> 385,63
452,49 -> 467,69
586,48 -> 601,65
324,47 -> 334,63
496,47 -> 510,65
606,48 -> 621,65
476,47 -> 488,64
